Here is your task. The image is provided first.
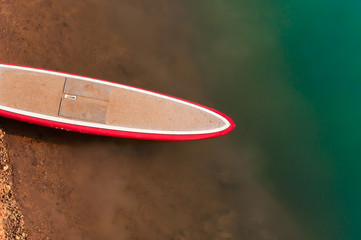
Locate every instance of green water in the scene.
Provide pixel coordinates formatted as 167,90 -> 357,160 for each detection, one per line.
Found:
187,1 -> 361,239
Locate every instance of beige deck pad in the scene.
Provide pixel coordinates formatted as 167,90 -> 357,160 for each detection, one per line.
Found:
59,98 -> 108,123
0,70 -> 65,116
63,78 -> 112,101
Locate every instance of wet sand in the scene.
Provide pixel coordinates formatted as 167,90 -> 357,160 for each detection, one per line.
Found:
0,0 -> 304,239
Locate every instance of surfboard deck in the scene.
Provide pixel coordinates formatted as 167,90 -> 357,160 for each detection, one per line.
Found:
0,63 -> 234,140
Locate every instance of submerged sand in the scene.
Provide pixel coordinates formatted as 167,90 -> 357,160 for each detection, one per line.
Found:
0,0 -> 305,239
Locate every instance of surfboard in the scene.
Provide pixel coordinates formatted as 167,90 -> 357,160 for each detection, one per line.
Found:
0,63 -> 234,140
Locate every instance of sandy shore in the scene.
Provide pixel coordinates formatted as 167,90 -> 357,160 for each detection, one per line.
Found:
0,0 -> 304,239
0,129 -> 27,240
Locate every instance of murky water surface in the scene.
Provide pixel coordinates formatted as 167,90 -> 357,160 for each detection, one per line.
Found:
0,0 -> 305,239
187,1 -> 361,239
